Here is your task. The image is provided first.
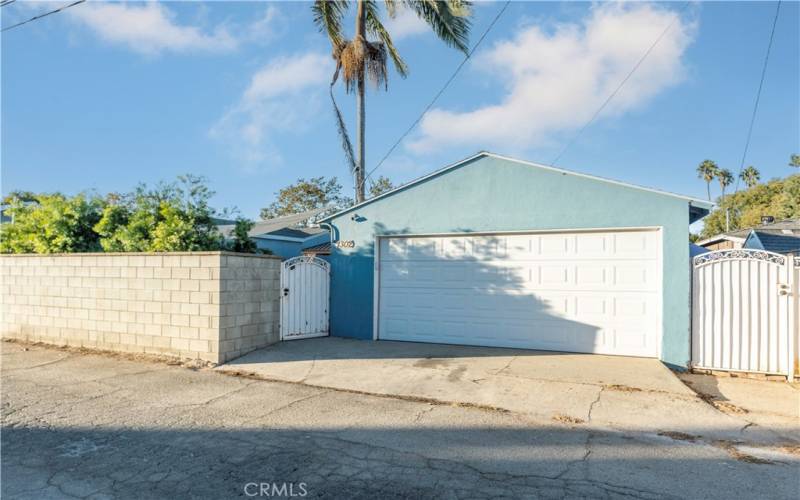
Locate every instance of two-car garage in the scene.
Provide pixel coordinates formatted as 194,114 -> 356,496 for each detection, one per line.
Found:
323,152 -> 712,368
377,229 -> 662,358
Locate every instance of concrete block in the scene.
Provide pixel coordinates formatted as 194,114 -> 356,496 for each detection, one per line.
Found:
180,303 -> 199,316
190,315 -> 209,328
181,255 -> 200,268
171,314 -> 190,327
171,267 -> 190,279
190,267 -> 210,280
144,256 -> 162,268
189,339 -> 208,353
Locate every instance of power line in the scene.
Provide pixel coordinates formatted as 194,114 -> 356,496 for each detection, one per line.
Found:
1,0 -> 85,33
549,1 -> 691,167
733,0 -> 781,193
1,1 -> 18,8
360,0 -> 511,189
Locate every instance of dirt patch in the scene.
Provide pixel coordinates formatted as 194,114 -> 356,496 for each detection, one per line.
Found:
658,431 -> 698,442
773,444 -> 800,457
3,338 -> 216,370
603,384 -> 644,393
413,358 -> 452,370
552,414 -> 586,425
694,392 -> 749,414
714,441 -> 774,465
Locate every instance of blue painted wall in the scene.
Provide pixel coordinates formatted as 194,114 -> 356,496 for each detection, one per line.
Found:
254,238 -> 302,259
326,154 -> 704,368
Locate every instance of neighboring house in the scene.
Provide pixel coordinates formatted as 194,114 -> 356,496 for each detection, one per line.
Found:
320,152 -> 713,370
742,230 -> 800,254
217,208 -> 330,259
698,218 -> 799,251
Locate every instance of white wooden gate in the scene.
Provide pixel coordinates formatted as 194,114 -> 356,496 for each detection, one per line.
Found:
692,250 -> 797,380
280,256 -> 330,340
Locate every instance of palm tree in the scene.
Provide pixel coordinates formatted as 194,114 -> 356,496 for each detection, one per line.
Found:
716,168 -> 733,202
696,160 -> 719,201
312,0 -> 471,203
739,165 -> 760,189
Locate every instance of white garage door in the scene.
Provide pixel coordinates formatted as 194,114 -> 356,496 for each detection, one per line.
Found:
377,230 -> 661,357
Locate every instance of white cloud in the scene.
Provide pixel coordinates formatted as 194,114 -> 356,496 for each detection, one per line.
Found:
210,52 -> 332,171
66,1 -> 237,55
384,6 -> 429,40
246,5 -> 286,44
409,3 -> 695,153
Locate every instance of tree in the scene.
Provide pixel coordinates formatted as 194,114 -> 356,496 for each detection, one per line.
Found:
696,160 -> 719,201
700,174 -> 800,238
260,176 -> 353,222
227,218 -> 258,253
312,0 -> 472,203
716,168 -> 733,202
94,175 -> 223,252
790,154 -> 800,168
368,175 -> 395,198
739,166 -> 760,189
0,193 -> 104,254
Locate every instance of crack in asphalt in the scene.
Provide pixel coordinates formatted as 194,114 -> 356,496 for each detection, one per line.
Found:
587,386 -> 604,422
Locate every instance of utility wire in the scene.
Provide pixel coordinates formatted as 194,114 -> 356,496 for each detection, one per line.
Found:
733,0 -> 781,193
1,0 -> 85,33
548,1 -> 691,167
359,0 -> 511,189
1,1 -> 18,8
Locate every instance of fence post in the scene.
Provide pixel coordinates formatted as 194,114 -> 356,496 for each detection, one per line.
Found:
786,253 -> 796,382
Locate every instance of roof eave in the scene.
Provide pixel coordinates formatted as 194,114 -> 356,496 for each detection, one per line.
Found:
321,151 -> 715,222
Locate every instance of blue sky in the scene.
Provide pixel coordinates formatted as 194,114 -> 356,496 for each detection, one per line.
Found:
2,1 -> 798,219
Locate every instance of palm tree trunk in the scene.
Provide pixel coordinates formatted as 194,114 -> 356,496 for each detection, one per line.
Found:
706,182 -> 711,201
354,0 -> 366,204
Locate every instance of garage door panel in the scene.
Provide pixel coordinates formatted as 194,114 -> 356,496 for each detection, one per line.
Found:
378,230 -> 660,357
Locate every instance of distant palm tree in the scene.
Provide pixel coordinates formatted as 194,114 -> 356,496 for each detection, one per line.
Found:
716,168 -> 734,201
790,154 -> 800,168
312,0 -> 471,203
739,165 -> 760,189
696,160 -> 719,201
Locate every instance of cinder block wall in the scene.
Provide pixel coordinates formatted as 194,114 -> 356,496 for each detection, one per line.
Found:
0,252 -> 281,363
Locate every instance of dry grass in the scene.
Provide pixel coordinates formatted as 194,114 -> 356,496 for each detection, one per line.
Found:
551,413 -> 586,425
658,431 -> 699,442
3,338 -> 216,370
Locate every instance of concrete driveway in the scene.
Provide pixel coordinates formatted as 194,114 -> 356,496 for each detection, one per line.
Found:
219,338 -> 799,447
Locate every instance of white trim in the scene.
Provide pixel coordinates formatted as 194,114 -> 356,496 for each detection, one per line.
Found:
373,235 -> 381,341
695,235 -> 746,246
252,234 -> 306,243
374,226 -> 664,358
321,151 -> 713,222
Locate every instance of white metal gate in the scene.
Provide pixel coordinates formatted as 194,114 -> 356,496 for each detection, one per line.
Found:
280,256 -> 330,340
692,250 -> 797,380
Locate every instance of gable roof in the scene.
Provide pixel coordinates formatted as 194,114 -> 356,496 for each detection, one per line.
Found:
217,207 -> 329,240
321,152 -> 714,223
698,218 -> 799,246
745,230 -> 800,254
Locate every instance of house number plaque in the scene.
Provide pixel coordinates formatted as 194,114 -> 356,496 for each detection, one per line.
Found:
336,240 -> 355,248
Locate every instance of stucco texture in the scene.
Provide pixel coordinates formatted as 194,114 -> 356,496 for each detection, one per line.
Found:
325,154 -> 699,368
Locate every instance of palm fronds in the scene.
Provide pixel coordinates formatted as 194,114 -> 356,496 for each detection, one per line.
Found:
312,0 -> 349,47
403,0 -> 471,54
365,0 -> 408,77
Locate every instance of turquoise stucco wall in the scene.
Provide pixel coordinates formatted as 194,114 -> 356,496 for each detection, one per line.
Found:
326,155 -> 697,368
254,238 -> 302,259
